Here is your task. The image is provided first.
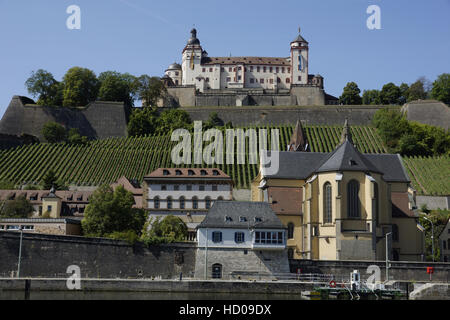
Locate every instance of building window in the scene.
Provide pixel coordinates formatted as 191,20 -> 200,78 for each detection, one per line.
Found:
202,68 -> 206,72
282,67 -> 285,73
39,206 -> 42,215
7,225 -> 20,230
254,217 -> 262,223
229,67 -> 232,72
209,68 -> 213,72
269,67 -> 273,72
212,170 -> 219,176
188,170 -> 195,176
22,225 -> 34,230
250,78 -> 254,83
374,183 -> 379,225
443,240 -> 446,250
288,248 -> 294,259
212,231 -> 222,243
347,180 -> 360,218
239,216 -> 247,222
238,75 -> 241,80
175,80 -> 179,85
154,197 -> 160,209
212,185 -> 218,191
255,231 -> 283,244
217,196 -> 224,200
175,72 -> 179,76
324,182 -> 332,223
276,67 -> 279,73
187,185 -> 192,191
192,197 -> 198,209
212,263 -> 222,279
205,197 -> 211,209
225,216 -> 232,222
226,77 -> 231,82
263,66 -> 266,72
167,197 -> 173,209
287,67 -> 290,73
257,66 -> 260,72
221,67 -> 224,72
250,66 -> 254,72
174,185 -> 179,191
287,222 -> 294,239
161,185 -> 167,191
298,76 -> 301,81
199,185 -> 205,191
260,79 -> 264,84
205,77 -> 209,82
47,205 -> 52,212
277,77 -> 281,83
163,169 -> 170,175
0,225 -> 4,230
286,78 -> 290,84
235,232 -> 245,243
180,197 -> 185,209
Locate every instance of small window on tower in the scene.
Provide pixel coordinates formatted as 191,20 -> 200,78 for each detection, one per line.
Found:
209,68 -> 213,72
298,76 -> 301,81
202,68 -> 205,72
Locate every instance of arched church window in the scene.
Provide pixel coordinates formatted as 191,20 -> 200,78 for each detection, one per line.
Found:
347,180 -> 360,218
323,182 -> 332,223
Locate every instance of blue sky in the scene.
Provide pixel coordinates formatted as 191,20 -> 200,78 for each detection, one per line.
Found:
0,0 -> 449,116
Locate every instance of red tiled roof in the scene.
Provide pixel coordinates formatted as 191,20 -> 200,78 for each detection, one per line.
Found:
391,192 -> 416,218
268,187 -> 303,216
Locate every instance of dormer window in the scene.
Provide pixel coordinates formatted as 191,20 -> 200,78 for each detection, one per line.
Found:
188,170 -> 195,176
175,170 -> 182,175
254,217 -> 262,223
77,195 -> 83,201
225,216 -> 232,222
200,170 -> 207,176
239,216 -> 247,222
163,169 -> 170,176
212,170 -> 219,176
349,159 -> 357,166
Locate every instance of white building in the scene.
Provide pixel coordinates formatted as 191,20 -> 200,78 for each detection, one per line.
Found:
164,28 -> 324,93
143,168 -> 233,239
195,201 -> 289,279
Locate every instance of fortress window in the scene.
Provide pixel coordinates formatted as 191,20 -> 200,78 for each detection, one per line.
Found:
269,79 -> 273,84
260,79 -> 264,84
167,197 -> 173,209
287,67 -> 291,73
257,66 -> 260,72
286,78 -> 290,84
229,67 -> 232,72
276,67 -> 279,73
206,77 -> 209,82
298,76 -> 301,81
282,67 -> 285,73
205,197 -> 211,209
209,68 -> 213,72
250,78 -> 254,83
226,77 -> 231,82
263,66 -> 266,72
269,67 -> 273,72
180,196 -> 185,209
154,197 -> 160,209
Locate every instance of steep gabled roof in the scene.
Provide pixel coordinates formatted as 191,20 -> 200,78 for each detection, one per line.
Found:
288,120 -> 308,151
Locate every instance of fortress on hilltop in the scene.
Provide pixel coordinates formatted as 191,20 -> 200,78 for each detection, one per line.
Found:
160,28 -> 338,107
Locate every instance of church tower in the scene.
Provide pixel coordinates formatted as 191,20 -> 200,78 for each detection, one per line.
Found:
290,28 -> 309,85
181,28 -> 203,86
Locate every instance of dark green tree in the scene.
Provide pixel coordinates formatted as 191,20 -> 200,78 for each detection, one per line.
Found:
362,89 -> 381,105
379,82 -> 401,105
25,69 -> 62,106
41,169 -> 65,190
98,71 -> 137,108
127,107 -> 159,137
155,109 -> 192,134
0,180 -> 15,189
372,108 -> 409,152
62,67 -> 99,107
135,75 -> 166,107
42,121 -> 67,143
81,185 -> 147,237
339,82 -> 362,105
0,195 -> 33,218
398,83 -> 409,105
67,128 -> 88,145
407,80 -> 427,102
430,73 -> 450,105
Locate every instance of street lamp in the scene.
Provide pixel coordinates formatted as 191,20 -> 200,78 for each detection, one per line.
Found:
423,216 -> 435,262
385,232 -> 391,282
17,226 -> 23,278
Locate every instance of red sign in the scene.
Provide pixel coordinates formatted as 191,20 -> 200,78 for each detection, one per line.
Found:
426,267 -> 434,274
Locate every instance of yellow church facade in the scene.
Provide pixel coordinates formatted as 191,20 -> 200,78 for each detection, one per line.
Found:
252,121 -> 424,261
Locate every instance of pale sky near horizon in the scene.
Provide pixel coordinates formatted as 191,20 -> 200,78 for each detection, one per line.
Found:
0,0 -> 449,116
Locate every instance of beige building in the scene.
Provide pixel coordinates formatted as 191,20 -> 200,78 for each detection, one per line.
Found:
252,121 -> 425,261
0,218 -> 81,235
438,219 -> 450,262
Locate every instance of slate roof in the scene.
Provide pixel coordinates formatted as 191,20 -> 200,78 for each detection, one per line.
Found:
262,150 -> 410,183
197,201 -> 285,230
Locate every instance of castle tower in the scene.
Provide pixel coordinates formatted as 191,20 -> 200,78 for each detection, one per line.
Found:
290,28 -> 309,85
181,28 -> 203,86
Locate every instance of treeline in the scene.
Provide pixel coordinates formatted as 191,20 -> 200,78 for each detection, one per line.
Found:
372,108 -> 450,156
25,67 -> 166,109
339,73 -> 450,105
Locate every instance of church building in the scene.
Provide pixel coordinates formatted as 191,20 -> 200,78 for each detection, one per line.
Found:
251,120 -> 425,261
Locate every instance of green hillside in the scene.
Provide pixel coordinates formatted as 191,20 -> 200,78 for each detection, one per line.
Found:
2,124 -> 446,194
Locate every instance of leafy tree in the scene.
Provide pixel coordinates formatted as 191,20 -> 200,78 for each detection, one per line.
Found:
140,215 -> 188,245
42,121 -> 67,143
398,83 -> 409,105
98,71 -> 137,109
41,169 -> 66,190
127,107 -> 159,137
419,209 -> 450,261
135,75 -> 166,107
430,73 -> 450,105
81,185 -> 147,237
407,80 -> 427,102
379,82 -> 401,105
205,112 -> 224,128
62,67 -> 99,107
67,128 -> 88,145
362,89 -> 381,105
25,69 -> 62,106
372,108 -> 409,152
0,195 -> 33,218
339,82 -> 362,105
155,109 -> 192,134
